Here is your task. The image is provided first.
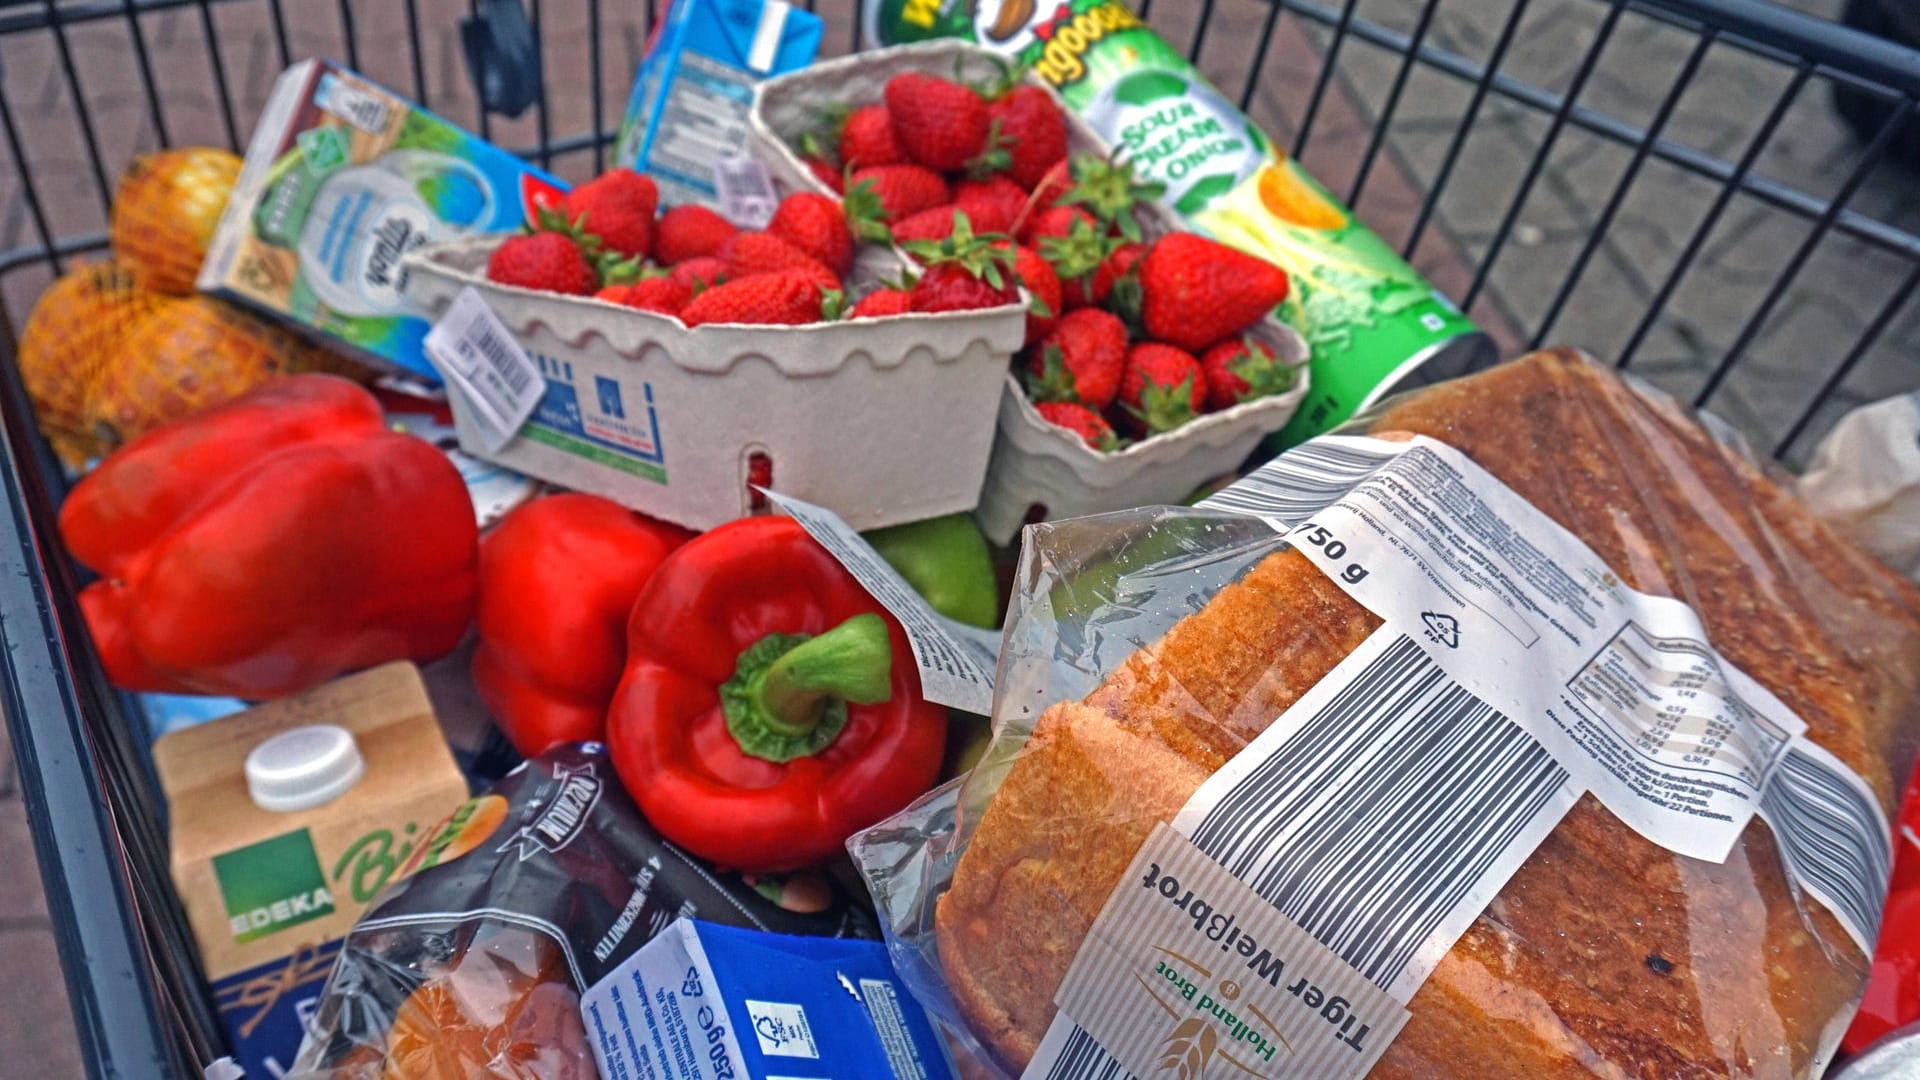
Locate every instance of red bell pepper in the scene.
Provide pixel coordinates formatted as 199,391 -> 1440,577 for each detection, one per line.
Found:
59,374 -> 478,699
607,515 -> 946,873
1845,758 -> 1920,1054
472,493 -> 692,757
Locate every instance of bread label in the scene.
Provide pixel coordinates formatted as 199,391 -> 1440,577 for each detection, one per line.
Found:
1040,822 -> 1411,1079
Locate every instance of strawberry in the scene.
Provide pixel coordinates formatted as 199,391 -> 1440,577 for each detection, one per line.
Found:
487,232 -> 598,295
669,256 -> 729,292
623,275 -> 694,317
1029,160 -> 1072,210
1022,204 -> 1094,247
1120,342 -> 1207,436
1025,308 -> 1128,409
595,283 -> 634,304
1059,154 -> 1164,243
1199,337 -> 1298,410
1034,401 -> 1118,452
902,215 -> 1018,313
554,169 -> 657,259
1139,233 -> 1290,352
1104,241 -> 1150,325
679,269 -> 833,327
850,288 -> 915,319
886,72 -> 991,172
655,204 -> 737,266
1003,242 -> 1062,346
890,199 -> 1016,246
768,192 -> 855,277
846,165 -> 949,223
979,85 -> 1067,189
805,157 -> 844,193
723,231 -> 841,292
839,103 -> 908,170
954,176 -> 1030,230
1036,211 -> 1120,310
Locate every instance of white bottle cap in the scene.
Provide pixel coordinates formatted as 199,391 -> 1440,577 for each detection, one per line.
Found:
244,724 -> 366,812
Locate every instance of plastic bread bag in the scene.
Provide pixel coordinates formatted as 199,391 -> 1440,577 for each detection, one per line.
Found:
287,742 -> 876,1079
850,348 -> 1920,1080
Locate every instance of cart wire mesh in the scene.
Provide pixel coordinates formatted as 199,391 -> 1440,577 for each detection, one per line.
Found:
0,0 -> 1914,1076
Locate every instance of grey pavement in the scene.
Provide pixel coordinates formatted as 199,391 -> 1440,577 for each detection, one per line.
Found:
0,0 -> 1916,1076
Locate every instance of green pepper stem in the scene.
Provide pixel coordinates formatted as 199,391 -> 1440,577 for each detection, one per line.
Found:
720,614 -> 894,763
752,613 -> 892,736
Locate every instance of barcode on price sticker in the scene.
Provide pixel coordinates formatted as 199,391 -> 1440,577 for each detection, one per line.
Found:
423,287 -> 545,453
1197,438 -> 1405,531
1760,741 -> 1893,953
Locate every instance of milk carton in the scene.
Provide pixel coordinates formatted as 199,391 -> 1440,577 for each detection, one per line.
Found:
611,0 -> 823,208
200,60 -> 567,381
157,663 -> 470,1079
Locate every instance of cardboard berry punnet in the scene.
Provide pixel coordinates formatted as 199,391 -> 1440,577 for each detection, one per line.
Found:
747,40 -> 1310,543
402,232 -> 1025,532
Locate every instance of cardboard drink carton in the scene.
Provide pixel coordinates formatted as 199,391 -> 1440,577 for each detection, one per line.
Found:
611,0 -> 823,208
199,59 -> 567,381
156,663 -> 470,1080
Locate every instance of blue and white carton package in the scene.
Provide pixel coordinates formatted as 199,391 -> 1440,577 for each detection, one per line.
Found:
583,918 -> 955,1079
612,0 -> 823,208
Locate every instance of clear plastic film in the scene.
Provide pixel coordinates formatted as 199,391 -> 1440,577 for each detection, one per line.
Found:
850,348 -> 1920,1080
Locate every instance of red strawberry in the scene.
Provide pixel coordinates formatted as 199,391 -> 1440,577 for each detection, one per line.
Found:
595,283 -> 634,304
804,157 -> 844,193
669,256 -> 729,292
1028,160 -> 1072,210
1022,204 -> 1094,247
1139,233 -> 1290,352
679,269 -> 830,327
902,215 -> 1018,314
1120,342 -> 1207,435
768,192 -> 855,276
655,205 -> 737,266
850,288 -> 915,319
554,169 -> 657,258
1059,154 -> 1163,244
886,72 -> 991,172
981,85 -> 1067,189
623,275 -> 694,317
1199,337 -> 1298,410
487,232 -> 598,295
839,103 -> 908,170
1025,308 -> 1128,409
890,202 -> 1013,246
1036,211 -> 1120,310
1002,242 -> 1062,346
953,176 -> 1030,230
723,231 -> 841,292
1104,241 -> 1150,324
1034,401 -> 1118,452
847,165 -> 950,223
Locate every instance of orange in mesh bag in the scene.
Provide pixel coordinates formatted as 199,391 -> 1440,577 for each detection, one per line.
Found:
925,349 -> 1920,1079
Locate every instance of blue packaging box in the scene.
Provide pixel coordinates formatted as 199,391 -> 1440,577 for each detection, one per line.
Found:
583,919 -> 954,1080
611,0 -> 823,208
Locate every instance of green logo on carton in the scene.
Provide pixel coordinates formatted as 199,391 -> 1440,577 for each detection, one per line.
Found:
212,829 -> 336,943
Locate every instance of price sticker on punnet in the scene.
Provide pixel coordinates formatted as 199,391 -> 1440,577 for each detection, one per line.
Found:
423,286 -> 544,453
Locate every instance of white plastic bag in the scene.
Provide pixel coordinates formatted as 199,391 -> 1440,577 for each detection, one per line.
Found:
1798,393 -> 1920,580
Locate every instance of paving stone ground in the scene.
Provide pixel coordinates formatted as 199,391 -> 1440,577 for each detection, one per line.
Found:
0,1 -> 1914,1075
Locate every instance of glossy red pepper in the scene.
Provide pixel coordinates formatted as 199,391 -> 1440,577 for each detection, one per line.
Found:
472,493 -> 692,757
59,375 -> 478,699
1845,758 -> 1920,1054
606,515 -> 946,873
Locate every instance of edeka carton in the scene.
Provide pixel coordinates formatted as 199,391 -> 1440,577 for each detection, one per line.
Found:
156,663 -> 470,1080
199,59 -> 567,382
611,0 -> 822,209
583,919 -> 955,1079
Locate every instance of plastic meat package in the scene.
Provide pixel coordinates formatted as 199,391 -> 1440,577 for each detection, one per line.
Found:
288,743 -> 874,1079
852,348 -> 1920,1080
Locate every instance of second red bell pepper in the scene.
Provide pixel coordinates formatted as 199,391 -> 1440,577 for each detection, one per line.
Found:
59,374 -> 478,699
472,493 -> 693,757
607,515 -> 946,873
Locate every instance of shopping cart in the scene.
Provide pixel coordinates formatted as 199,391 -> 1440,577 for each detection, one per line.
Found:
0,0 -> 1914,1076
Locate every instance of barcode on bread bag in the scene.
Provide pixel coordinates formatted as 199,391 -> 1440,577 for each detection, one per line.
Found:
1188,634 -> 1573,994
467,322 -> 535,398
1759,740 -> 1893,955
1036,1025 -> 1136,1080
1198,437 -> 1404,529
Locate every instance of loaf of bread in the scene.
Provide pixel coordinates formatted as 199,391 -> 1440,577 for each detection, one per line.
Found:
935,350 -> 1920,1078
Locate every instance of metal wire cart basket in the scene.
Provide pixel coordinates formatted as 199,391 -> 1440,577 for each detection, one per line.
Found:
0,0 -> 1914,1075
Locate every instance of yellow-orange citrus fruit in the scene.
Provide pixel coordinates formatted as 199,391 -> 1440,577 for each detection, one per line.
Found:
1257,163 -> 1347,232
109,147 -> 242,295
84,295 -> 367,449
16,261 -> 170,466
